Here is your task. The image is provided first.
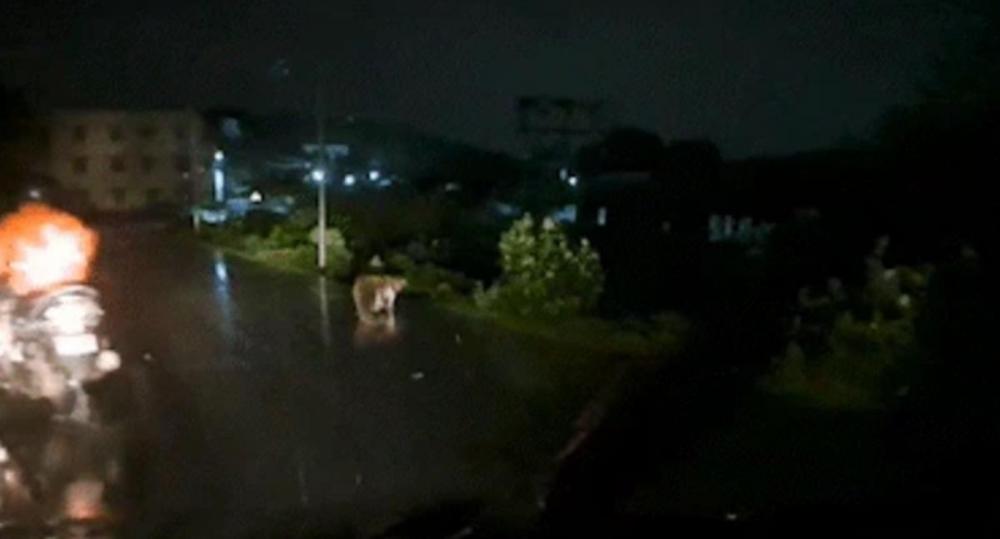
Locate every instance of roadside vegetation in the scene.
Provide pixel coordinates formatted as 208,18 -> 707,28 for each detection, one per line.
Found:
200,208 -> 688,358
762,238 -> 931,409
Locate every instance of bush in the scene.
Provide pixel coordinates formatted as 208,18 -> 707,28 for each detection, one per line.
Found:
479,214 -> 604,318
386,252 -> 475,299
267,223 -> 309,249
765,314 -> 919,409
253,246 -> 315,271
206,217 -> 353,278
309,226 -> 353,279
764,241 -> 930,409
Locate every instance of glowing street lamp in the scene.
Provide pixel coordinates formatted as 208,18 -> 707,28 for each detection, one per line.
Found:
311,166 -> 328,270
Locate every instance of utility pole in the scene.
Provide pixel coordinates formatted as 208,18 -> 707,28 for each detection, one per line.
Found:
315,79 -> 327,271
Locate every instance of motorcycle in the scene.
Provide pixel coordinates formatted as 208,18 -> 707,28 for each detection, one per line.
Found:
0,412 -> 122,536
0,284 -> 123,536
0,283 -> 121,421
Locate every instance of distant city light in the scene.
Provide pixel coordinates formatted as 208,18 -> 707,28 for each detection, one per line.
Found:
368,170 -> 380,181
311,168 -> 326,182
214,150 -> 224,161
551,204 -> 577,224
249,190 -> 263,203
344,174 -> 356,186
597,207 -> 607,227
559,168 -> 569,181
27,188 -> 41,200
568,175 -> 579,187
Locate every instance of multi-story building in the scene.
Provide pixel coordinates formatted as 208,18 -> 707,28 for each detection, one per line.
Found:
46,110 -> 213,211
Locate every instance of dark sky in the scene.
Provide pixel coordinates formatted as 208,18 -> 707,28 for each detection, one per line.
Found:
1,0 -> 969,157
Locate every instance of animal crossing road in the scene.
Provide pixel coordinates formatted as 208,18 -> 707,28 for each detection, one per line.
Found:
89,226 -> 596,537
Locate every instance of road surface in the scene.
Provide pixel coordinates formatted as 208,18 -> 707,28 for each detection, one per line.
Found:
86,226 -> 606,537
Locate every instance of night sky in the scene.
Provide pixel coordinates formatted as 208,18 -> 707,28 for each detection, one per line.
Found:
2,0 -> 970,157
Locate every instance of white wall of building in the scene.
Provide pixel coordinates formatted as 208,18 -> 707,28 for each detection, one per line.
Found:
47,110 -> 212,211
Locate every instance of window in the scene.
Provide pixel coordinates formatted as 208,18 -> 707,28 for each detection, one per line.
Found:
111,188 -> 126,206
72,157 -> 88,175
109,124 -> 124,142
110,155 -> 126,172
174,154 -> 190,173
597,206 -> 608,227
72,125 -> 87,142
141,155 -> 156,173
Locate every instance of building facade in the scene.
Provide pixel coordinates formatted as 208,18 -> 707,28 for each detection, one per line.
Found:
46,110 -> 213,211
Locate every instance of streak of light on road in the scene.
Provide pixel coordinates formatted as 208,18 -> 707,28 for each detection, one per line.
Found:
317,275 -> 331,349
211,250 -> 239,363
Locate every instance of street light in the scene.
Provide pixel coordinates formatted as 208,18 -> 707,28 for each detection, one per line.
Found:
312,165 -> 328,270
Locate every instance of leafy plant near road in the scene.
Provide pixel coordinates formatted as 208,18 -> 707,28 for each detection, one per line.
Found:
385,252 -> 476,300
763,239 -> 931,409
205,220 -> 353,279
476,214 -> 604,318
202,211 -> 687,358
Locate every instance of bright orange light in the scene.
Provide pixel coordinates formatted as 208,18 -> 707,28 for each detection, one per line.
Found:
0,203 -> 98,294
63,479 -> 106,520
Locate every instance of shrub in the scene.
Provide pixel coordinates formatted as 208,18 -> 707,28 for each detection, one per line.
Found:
242,234 -> 266,253
267,223 -> 309,249
253,246 -> 315,271
480,214 -> 604,318
386,252 -> 475,299
218,221 -> 352,279
309,226 -> 353,279
764,241 -> 930,409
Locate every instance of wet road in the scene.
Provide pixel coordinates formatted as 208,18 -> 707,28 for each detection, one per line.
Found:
89,226 -> 604,537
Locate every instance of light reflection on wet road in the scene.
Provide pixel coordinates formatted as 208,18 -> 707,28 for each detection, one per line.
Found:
89,227 -> 601,537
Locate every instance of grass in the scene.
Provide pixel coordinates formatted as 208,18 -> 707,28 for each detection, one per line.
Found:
209,242 -> 317,275
445,299 -> 688,359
